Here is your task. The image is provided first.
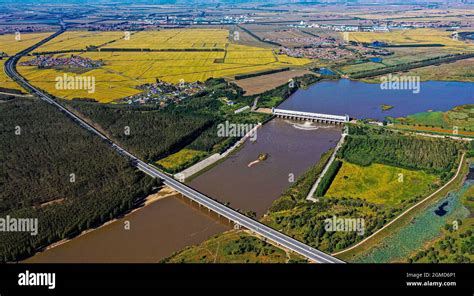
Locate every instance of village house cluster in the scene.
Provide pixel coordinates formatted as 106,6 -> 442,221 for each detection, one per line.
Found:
123,80 -> 204,106
20,55 -> 104,69
279,46 -> 356,60
0,25 -> 50,35
274,30 -> 392,61
279,42 -> 391,61
290,20 -> 468,32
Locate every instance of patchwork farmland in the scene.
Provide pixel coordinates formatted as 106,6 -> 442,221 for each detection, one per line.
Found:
14,29 -> 310,102
0,32 -> 53,92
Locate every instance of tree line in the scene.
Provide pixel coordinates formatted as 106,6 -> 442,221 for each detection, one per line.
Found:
314,160 -> 342,197
338,125 -> 465,180
68,100 -> 216,163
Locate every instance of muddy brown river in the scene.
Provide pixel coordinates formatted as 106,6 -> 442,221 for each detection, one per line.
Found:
26,195 -> 229,263
188,118 -> 342,217
26,118 -> 341,262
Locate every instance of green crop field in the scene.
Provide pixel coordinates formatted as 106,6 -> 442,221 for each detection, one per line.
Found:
156,149 -> 208,173
403,111 -> 447,127
394,104 -> 474,131
325,162 -> 439,207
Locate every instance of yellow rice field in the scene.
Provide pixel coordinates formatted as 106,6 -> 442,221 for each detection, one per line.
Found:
0,32 -> 53,55
0,60 -> 23,91
17,29 -> 310,102
103,29 -> 229,50
0,32 -> 53,91
32,31 -> 125,53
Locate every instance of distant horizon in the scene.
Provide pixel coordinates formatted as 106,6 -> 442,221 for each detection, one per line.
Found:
0,0 -> 470,4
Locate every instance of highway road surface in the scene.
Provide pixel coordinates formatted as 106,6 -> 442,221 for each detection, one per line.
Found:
4,30 -> 344,264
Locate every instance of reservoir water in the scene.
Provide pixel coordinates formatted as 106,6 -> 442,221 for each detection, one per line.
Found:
279,79 -> 473,121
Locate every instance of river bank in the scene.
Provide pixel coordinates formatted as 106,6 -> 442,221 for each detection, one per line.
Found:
23,186 -> 177,262
24,187 -> 229,263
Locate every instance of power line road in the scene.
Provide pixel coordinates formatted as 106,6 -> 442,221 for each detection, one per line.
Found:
4,30 -> 344,264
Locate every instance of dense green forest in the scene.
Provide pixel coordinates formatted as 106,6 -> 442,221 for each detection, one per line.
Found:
68,78 -> 269,164
338,125 -> 465,180
0,97 -> 158,261
68,100 -> 215,162
267,197 -> 386,252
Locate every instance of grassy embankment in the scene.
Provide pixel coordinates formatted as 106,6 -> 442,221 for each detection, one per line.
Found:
335,153 -> 468,262
163,230 -> 306,263
406,149 -> 474,263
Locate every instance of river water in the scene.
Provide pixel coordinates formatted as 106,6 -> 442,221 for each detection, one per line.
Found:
188,118 -> 342,217
26,194 -> 229,263
26,118 -> 340,262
